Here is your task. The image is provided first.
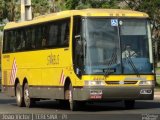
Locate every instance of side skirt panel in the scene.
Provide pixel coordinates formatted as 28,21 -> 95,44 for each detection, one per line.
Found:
29,86 -> 64,99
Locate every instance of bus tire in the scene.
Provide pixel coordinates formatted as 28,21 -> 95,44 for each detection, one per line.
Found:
24,83 -> 34,108
124,100 -> 135,109
69,83 -> 78,111
16,83 -> 25,107
59,100 -> 69,108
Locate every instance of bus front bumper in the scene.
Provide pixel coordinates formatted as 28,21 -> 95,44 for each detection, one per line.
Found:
73,86 -> 154,101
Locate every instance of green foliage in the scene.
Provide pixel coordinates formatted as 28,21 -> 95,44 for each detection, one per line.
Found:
0,0 -> 20,22
54,0 -> 67,11
0,0 -> 4,21
0,26 -> 4,31
61,0 -> 121,10
32,0 -> 50,17
65,0 -> 79,9
86,0 -> 120,9
156,76 -> 160,86
75,1 -> 91,9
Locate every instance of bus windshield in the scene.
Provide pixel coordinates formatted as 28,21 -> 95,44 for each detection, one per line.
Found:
82,18 -> 153,75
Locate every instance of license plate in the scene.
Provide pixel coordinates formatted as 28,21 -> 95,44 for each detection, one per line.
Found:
90,94 -> 102,99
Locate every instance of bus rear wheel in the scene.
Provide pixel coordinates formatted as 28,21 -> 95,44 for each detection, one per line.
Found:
16,83 -> 24,107
24,83 -> 34,108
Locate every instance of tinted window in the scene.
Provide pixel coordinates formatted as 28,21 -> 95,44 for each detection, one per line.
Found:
3,18 -> 70,53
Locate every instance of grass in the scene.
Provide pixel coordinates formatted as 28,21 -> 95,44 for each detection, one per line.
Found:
155,73 -> 160,91
156,67 -> 160,70
155,85 -> 160,92
156,76 -> 160,85
155,67 -> 160,87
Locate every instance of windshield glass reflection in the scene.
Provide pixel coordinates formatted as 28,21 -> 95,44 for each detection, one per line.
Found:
82,18 -> 152,75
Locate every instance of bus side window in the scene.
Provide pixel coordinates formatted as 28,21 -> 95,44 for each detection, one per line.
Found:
31,28 -> 36,49
35,26 -> 42,49
48,23 -> 58,47
3,30 -> 16,53
11,31 -> 16,52
42,37 -> 47,47
60,19 -> 70,46
15,30 -> 22,51
15,30 -> 25,51
64,22 -> 70,46
55,18 -> 70,47
25,28 -> 31,50
7,32 -> 11,52
41,25 -> 48,48
3,31 -> 9,53
20,30 -> 26,50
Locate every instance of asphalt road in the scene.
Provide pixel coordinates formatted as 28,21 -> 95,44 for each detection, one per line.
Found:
0,92 -> 160,120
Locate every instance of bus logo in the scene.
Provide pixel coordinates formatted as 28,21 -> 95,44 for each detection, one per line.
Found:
47,53 -> 59,65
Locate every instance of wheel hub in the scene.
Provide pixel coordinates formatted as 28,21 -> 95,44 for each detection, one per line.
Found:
24,89 -> 30,103
16,89 -> 21,102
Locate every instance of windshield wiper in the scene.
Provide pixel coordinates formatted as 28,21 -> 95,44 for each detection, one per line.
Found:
125,56 -> 140,77
104,48 -> 117,76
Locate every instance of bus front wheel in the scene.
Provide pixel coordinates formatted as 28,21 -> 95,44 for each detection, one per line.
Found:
16,83 -> 24,107
24,83 -> 34,108
68,83 -> 78,111
124,100 -> 135,109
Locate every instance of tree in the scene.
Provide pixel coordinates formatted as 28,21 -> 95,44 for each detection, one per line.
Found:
32,0 -> 50,17
0,0 -> 4,22
0,0 -> 20,22
53,0 -> 121,11
85,0 -> 120,9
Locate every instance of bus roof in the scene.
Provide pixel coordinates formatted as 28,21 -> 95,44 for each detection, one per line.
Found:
4,9 -> 149,30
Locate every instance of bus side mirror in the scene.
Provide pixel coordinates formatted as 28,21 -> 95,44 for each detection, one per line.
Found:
75,35 -> 83,47
75,35 -> 81,41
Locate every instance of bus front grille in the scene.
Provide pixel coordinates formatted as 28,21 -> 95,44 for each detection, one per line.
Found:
105,81 -> 138,85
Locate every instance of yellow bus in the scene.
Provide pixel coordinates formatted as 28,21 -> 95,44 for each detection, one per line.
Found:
1,9 -> 155,111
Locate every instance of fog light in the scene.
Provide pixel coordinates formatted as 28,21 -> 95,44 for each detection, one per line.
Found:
140,89 -> 152,94
85,80 -> 105,86
139,81 -> 154,86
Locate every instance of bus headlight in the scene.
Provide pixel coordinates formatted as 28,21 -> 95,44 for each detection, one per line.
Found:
139,81 -> 154,86
85,80 -> 105,86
